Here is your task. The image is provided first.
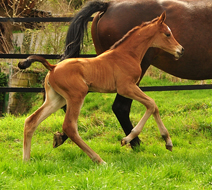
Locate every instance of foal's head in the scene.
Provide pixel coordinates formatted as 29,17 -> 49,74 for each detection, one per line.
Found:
151,12 -> 184,60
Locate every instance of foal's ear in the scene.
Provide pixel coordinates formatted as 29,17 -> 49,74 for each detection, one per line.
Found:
158,11 -> 166,24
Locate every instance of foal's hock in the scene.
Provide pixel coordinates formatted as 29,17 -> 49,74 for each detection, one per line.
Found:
18,12 -> 184,164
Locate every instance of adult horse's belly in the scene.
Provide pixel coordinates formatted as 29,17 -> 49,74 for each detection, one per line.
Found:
93,0 -> 212,80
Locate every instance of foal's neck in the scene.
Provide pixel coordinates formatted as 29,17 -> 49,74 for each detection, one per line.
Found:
115,24 -> 157,62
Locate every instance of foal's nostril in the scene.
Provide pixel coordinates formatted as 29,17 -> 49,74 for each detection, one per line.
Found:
181,47 -> 185,54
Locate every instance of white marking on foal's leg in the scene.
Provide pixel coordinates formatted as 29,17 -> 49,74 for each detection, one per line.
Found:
121,111 -> 151,146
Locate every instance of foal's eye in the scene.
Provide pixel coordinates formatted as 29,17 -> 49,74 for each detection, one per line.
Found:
165,33 -> 171,37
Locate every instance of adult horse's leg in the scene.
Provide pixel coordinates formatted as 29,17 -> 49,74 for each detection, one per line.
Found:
24,77 -> 66,160
112,95 -> 141,148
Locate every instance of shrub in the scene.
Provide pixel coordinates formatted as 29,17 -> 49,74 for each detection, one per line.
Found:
0,70 -> 7,102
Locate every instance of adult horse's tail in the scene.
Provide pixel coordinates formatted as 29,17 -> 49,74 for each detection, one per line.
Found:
61,1 -> 109,60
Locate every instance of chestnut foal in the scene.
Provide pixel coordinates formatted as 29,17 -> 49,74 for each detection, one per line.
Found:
18,12 -> 184,164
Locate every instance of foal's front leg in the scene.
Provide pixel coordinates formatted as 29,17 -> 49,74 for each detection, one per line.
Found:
119,85 -> 173,151
112,94 -> 141,149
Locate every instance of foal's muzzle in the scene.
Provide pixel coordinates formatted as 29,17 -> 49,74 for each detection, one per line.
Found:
175,47 -> 184,60
178,47 -> 184,57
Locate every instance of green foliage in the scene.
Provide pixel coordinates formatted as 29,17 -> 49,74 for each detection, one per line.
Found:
0,70 -> 7,102
0,71 -> 7,87
41,23 -> 67,55
37,69 -> 48,85
22,29 -> 33,54
67,0 -> 88,9
13,92 -> 43,115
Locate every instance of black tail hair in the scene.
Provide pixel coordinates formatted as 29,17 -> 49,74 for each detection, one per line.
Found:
61,0 -> 109,60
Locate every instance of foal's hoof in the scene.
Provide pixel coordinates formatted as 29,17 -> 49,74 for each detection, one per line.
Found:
53,132 -> 64,148
166,144 -> 173,152
100,161 -> 107,165
121,138 -> 128,146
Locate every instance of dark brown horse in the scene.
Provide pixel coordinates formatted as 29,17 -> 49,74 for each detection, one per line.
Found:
54,0 -> 212,149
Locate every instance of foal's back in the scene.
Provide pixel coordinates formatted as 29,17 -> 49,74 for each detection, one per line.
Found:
49,53 -> 118,93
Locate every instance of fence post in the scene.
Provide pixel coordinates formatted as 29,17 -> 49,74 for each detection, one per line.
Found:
7,60 -> 13,114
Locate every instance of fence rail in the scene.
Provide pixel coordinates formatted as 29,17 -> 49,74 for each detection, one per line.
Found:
1,84 -> 212,93
0,54 -> 96,59
0,17 -> 93,23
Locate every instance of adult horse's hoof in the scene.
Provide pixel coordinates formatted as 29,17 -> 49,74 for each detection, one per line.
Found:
53,132 -> 64,148
130,137 -> 141,150
166,144 -> 173,151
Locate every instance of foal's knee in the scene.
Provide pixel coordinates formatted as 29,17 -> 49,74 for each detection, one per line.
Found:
153,104 -> 160,114
146,98 -> 157,114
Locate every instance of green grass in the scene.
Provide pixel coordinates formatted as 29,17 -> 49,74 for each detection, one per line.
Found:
0,76 -> 212,189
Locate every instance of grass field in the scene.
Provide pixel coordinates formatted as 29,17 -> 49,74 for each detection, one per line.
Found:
0,76 -> 212,189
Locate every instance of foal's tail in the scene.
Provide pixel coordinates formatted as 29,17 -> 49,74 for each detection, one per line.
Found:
18,55 -> 55,71
61,1 -> 109,60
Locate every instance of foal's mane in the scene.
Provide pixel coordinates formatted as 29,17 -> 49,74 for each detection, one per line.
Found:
110,17 -> 159,50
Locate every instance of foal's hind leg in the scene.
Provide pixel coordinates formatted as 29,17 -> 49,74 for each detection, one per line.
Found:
63,96 -> 105,164
53,105 -> 68,148
119,85 -> 173,150
23,83 -> 66,161
53,131 -> 68,148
